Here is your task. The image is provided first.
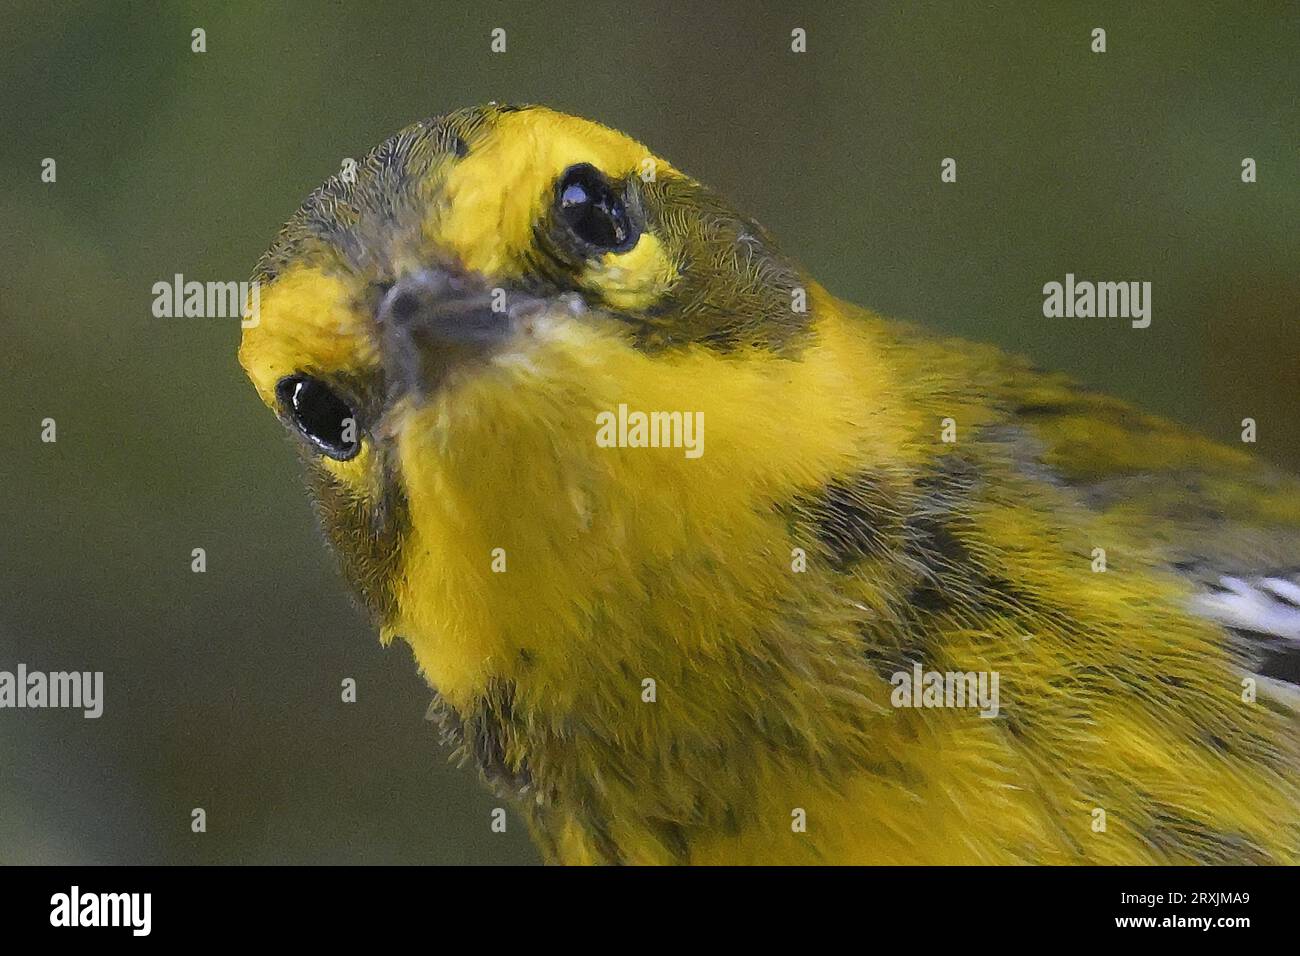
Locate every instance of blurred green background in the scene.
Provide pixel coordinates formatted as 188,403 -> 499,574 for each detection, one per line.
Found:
1,1 -> 1296,864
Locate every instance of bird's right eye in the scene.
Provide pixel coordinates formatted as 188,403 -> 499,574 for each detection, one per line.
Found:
275,374 -> 360,461
555,163 -> 638,253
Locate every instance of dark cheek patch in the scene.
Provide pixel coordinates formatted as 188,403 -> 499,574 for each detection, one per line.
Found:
303,452 -> 408,626
524,174 -> 815,357
629,177 -> 813,356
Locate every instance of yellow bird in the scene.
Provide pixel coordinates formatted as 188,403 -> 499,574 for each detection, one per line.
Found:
240,104 -> 1300,864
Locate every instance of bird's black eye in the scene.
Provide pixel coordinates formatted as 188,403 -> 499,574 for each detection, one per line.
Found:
556,163 -> 638,253
275,375 -> 360,461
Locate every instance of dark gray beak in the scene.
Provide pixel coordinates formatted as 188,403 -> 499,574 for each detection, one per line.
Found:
376,268 -> 514,396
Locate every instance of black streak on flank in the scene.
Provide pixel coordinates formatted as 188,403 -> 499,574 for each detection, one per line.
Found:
790,457 -> 1071,677
784,473 -> 899,571
1140,801 -> 1273,865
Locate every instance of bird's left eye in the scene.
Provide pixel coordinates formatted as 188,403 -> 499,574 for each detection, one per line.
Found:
275,374 -> 360,461
556,163 -> 638,253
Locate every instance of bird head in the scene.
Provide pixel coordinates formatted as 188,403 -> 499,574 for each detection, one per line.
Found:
239,104 -> 878,708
